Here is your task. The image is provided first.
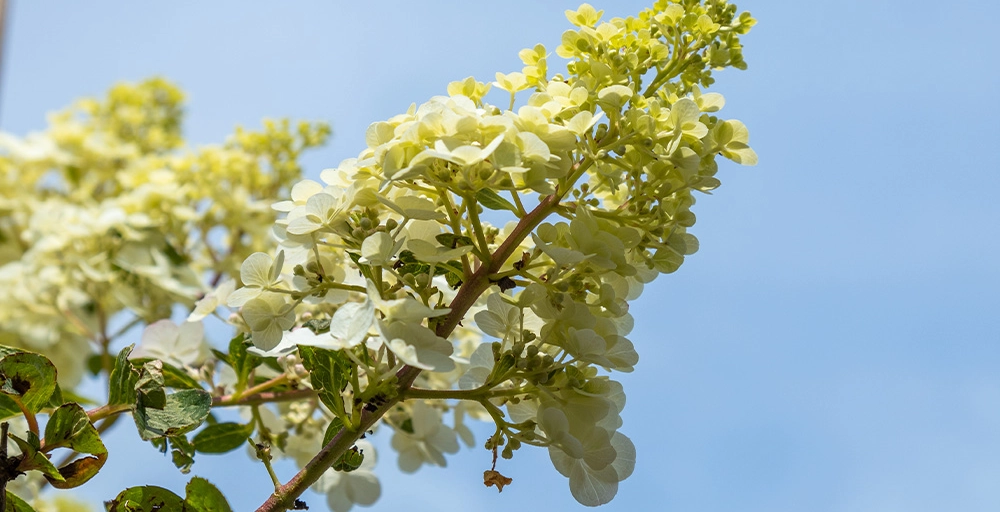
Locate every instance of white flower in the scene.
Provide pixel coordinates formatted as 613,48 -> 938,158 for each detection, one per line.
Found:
187,278 -> 236,322
272,179 -> 323,212
548,432 -> 635,507
131,319 -> 210,368
366,280 -> 449,324
457,342 -> 494,390
247,298 -> 375,358
390,402 -> 460,472
241,293 -> 296,351
314,440 -> 381,512
375,319 -> 455,373
358,232 -> 404,267
227,251 -> 285,307
406,238 -> 472,263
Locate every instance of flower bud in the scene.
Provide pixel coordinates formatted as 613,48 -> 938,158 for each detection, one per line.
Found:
511,341 -> 525,356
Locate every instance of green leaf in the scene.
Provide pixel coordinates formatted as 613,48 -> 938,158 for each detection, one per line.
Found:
46,384 -> 65,409
136,361 -> 167,410
168,435 -> 196,474
228,334 -> 259,392
210,349 -> 231,367
42,403 -> 108,488
4,491 -> 36,512
107,486 -> 187,512
476,188 -> 519,213
297,346 -> 350,416
0,395 -> 21,421
133,389 -> 212,441
321,418 -> 345,447
435,233 -> 473,248
132,358 -> 203,391
108,345 -> 139,407
192,422 -> 254,454
0,351 -> 57,413
332,444 -> 365,472
184,477 -> 233,512
321,419 -> 366,473
11,432 -> 62,483
441,260 -> 465,289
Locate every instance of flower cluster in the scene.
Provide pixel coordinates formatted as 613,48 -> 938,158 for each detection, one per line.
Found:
209,1 -> 757,508
0,78 -> 328,385
0,1 -> 757,510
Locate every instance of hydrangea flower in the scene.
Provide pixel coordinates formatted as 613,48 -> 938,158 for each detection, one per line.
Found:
390,401 -> 460,472
131,319 -> 210,368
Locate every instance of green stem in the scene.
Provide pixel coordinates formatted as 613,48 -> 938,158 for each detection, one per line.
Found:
233,375 -> 289,402
250,438 -> 283,493
510,190 -> 527,217
466,197 -> 492,266
86,403 -> 133,424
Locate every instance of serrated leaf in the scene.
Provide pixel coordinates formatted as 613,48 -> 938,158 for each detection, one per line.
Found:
184,477 -> 233,512
192,422 -> 254,454
42,403 -> 108,489
298,346 -> 351,416
108,345 -> 139,407
476,188 -> 519,213
107,486 -> 186,512
0,351 -> 57,413
133,389 -> 212,441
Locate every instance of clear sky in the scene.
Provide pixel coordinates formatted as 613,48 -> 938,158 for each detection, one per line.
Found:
3,1 -> 999,511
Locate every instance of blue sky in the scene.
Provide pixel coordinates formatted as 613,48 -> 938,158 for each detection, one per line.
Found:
3,1 -> 999,511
